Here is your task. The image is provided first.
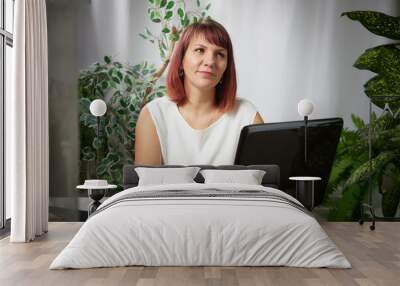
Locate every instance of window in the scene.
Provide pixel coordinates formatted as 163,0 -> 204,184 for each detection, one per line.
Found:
1,0 -> 14,230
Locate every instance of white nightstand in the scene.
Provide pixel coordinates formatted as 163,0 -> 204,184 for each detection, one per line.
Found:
77,182 -> 117,216
289,176 -> 321,210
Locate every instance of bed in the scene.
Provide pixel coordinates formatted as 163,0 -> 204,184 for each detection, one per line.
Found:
50,165 -> 351,269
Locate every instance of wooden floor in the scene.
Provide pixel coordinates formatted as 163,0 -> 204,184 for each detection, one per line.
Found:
0,222 -> 399,286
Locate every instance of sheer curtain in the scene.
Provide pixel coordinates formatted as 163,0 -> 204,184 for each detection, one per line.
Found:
8,0 -> 49,242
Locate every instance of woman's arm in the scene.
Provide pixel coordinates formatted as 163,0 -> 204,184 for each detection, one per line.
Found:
253,112 -> 264,124
134,106 -> 162,165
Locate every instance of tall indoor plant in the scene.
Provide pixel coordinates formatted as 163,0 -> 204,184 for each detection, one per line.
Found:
326,11 -> 400,219
79,0 -> 212,187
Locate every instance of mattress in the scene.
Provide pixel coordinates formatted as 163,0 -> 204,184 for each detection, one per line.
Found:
50,183 -> 351,269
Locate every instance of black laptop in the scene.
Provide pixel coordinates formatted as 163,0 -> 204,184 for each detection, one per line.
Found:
234,118 -> 343,206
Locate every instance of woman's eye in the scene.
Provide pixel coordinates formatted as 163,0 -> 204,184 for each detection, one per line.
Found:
217,52 -> 226,58
195,48 -> 204,53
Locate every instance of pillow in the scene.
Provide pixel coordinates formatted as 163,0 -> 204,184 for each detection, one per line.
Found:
200,169 -> 266,185
135,167 -> 201,186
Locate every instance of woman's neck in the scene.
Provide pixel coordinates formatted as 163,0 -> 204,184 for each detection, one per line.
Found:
182,83 -> 216,114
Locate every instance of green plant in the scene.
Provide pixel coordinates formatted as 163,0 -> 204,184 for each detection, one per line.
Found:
341,11 -> 400,108
325,113 -> 400,220
325,10 -> 400,219
79,0 -> 211,187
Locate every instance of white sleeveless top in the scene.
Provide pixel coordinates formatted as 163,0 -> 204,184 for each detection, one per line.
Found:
146,96 -> 258,165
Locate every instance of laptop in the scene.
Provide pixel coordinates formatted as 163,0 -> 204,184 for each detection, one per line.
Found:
234,118 -> 343,206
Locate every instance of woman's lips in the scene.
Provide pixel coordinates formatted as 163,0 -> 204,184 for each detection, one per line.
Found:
197,71 -> 216,78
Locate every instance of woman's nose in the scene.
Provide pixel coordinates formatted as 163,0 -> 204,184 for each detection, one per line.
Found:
203,52 -> 216,67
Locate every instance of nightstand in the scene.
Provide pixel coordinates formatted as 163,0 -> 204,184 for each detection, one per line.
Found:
289,176 -> 321,210
77,181 -> 117,216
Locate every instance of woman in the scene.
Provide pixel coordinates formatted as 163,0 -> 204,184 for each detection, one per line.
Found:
135,19 -> 263,165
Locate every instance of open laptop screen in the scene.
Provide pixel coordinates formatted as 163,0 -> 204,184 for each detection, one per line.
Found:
234,118 -> 343,206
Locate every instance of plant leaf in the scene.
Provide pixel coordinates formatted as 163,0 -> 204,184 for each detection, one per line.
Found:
119,97 -> 128,108
150,11 -> 161,23
354,45 -> 400,78
80,97 -> 91,110
116,71 -> 123,81
341,11 -> 400,40
177,8 -> 184,18
166,1 -> 174,9
92,137 -> 103,150
124,75 -> 133,87
82,148 -> 96,161
345,151 -> 394,186
100,81 -> 108,90
168,32 -> 179,41
364,75 -> 400,109
104,56 -> 112,64
96,164 -> 108,175
164,11 -> 173,20
351,114 -> 366,129
162,27 -> 170,33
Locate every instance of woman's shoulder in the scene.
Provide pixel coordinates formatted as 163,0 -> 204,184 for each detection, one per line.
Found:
145,95 -> 175,112
144,95 -> 177,122
224,97 -> 258,125
232,97 -> 258,114
146,95 -> 173,108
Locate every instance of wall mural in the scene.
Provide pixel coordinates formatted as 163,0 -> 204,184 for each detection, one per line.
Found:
74,2 -> 400,221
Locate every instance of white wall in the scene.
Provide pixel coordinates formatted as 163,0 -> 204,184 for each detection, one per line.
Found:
75,0 -> 399,128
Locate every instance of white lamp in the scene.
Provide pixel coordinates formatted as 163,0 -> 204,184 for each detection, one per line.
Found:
298,99 -> 314,118
89,99 -> 107,137
297,99 -> 314,163
89,99 -> 107,178
90,99 -> 107,117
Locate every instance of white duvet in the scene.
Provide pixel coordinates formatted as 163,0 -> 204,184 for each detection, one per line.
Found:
50,183 -> 351,269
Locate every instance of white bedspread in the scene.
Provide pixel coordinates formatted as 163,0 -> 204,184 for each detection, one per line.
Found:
50,183 -> 351,269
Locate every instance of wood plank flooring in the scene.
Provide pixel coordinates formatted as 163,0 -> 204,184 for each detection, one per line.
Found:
0,222 -> 399,286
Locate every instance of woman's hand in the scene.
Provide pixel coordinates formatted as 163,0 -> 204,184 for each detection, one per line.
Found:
134,106 -> 162,165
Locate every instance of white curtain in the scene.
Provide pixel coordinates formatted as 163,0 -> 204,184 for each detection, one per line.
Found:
9,0 -> 49,242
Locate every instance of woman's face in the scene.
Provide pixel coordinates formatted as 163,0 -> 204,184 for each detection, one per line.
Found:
182,34 -> 228,92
